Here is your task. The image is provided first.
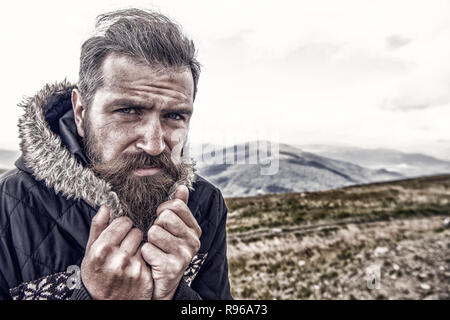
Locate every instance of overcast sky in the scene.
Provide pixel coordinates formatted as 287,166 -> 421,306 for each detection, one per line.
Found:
1,0 -> 449,159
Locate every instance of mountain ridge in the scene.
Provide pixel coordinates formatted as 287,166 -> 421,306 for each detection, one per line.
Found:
299,144 -> 450,177
194,142 -> 406,197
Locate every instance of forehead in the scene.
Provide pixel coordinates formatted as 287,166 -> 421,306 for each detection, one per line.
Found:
99,54 -> 194,104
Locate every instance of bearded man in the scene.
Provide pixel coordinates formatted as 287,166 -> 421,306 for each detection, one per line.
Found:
0,9 -> 232,300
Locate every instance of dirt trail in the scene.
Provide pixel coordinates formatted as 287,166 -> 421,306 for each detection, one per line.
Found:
228,216 -> 407,242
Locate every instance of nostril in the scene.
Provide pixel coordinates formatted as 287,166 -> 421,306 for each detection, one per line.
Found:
135,138 -> 166,156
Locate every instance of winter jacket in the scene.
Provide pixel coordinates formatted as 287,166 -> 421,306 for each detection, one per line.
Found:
0,81 -> 232,300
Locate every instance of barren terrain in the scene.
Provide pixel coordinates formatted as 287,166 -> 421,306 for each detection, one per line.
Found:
225,174 -> 450,299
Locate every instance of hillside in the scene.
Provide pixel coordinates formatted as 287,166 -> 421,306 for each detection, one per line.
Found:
195,142 -> 403,197
225,174 -> 450,299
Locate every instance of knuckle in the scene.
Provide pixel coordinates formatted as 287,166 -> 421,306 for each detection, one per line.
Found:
140,243 -> 155,261
180,248 -> 193,265
155,210 -> 171,226
130,255 -> 142,267
193,237 -> 201,252
127,259 -> 142,279
160,209 -> 174,221
185,230 -> 201,251
131,227 -> 144,240
111,250 -> 129,269
166,214 -> 179,228
160,209 -> 172,219
118,216 -> 133,228
147,226 -> 156,240
118,250 -> 130,264
91,215 -> 102,227
91,242 -> 111,260
140,246 -> 150,262
148,225 -> 162,241
173,199 -> 185,209
141,242 -> 151,253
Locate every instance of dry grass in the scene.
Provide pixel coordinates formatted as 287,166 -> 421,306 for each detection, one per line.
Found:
225,174 -> 450,299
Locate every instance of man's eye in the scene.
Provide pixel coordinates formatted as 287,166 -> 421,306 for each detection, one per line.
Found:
166,113 -> 184,120
117,107 -> 137,114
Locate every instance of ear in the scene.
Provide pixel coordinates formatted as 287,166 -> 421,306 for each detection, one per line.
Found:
72,88 -> 86,138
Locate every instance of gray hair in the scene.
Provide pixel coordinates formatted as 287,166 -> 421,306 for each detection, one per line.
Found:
78,8 -> 201,108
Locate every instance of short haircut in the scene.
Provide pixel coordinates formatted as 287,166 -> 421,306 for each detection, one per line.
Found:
78,8 -> 201,107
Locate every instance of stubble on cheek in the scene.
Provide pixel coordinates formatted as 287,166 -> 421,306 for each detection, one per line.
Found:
83,114 -> 134,164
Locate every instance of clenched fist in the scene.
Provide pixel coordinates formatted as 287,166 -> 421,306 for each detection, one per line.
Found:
81,206 -> 153,300
141,185 -> 202,300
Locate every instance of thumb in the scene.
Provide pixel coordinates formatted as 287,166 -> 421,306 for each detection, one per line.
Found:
173,185 -> 189,204
86,205 -> 110,249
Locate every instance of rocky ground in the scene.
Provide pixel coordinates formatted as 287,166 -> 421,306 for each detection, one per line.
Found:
227,215 -> 450,299
225,175 -> 450,300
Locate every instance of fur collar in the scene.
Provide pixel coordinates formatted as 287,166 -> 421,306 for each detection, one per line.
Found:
17,80 -> 196,222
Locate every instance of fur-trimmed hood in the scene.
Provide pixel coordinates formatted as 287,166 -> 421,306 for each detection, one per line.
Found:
17,80 -> 196,222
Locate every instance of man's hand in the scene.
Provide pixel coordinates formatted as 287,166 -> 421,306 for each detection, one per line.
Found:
81,206 -> 153,300
141,185 -> 202,300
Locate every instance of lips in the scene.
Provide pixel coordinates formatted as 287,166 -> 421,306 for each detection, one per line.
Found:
132,166 -> 161,176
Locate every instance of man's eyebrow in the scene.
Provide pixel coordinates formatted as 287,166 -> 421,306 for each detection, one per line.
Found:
164,107 -> 192,116
105,99 -> 192,115
105,98 -> 152,110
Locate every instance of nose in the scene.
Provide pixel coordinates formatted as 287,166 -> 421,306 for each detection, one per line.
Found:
135,117 -> 166,156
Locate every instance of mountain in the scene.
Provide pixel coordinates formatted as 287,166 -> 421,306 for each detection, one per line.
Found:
194,142 -> 404,197
299,144 -> 450,178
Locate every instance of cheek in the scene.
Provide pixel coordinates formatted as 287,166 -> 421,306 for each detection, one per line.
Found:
95,122 -> 137,161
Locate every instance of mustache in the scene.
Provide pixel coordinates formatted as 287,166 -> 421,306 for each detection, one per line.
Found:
91,150 -> 178,178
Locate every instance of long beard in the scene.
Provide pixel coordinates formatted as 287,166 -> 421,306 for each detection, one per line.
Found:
82,120 -> 195,233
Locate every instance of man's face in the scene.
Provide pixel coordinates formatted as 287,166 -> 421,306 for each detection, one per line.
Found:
73,53 -> 195,232
81,53 -> 194,164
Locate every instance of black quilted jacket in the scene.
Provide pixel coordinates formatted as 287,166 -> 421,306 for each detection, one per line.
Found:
0,81 -> 232,300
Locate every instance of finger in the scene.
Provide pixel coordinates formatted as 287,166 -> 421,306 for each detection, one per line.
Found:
133,252 -> 154,284
134,245 -> 147,263
119,228 -> 144,255
147,225 -> 181,254
87,205 -> 110,249
156,200 -> 201,237
96,216 -> 133,247
173,185 -> 189,204
140,242 -> 167,267
155,209 -> 200,241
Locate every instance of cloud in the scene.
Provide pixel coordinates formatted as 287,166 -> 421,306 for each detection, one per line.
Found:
381,26 -> 450,112
381,88 -> 450,112
390,104 -> 430,111
381,66 -> 450,111
386,34 -> 412,50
